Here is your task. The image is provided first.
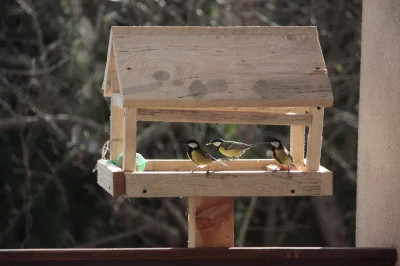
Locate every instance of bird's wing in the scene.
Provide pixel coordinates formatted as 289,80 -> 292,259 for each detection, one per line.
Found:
284,146 -> 294,162
197,148 -> 214,159
249,142 -> 268,147
199,149 -> 228,166
224,141 -> 252,150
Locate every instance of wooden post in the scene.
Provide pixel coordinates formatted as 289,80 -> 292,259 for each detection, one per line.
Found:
306,107 -> 324,171
110,97 -> 124,161
108,83 -> 125,196
123,108 -> 137,172
290,125 -> 305,166
188,197 -> 234,247
357,1 -> 400,263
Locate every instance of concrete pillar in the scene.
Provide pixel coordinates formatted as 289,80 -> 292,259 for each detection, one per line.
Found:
356,0 -> 400,261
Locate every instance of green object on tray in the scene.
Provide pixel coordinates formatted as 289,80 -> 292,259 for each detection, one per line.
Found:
109,152 -> 147,172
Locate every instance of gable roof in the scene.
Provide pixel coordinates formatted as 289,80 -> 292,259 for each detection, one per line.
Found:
103,26 -> 333,108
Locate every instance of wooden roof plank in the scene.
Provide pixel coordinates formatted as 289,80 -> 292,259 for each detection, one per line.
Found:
102,32 -> 120,97
110,26 -> 333,108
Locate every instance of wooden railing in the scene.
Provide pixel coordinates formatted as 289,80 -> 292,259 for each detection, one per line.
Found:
0,248 -> 396,266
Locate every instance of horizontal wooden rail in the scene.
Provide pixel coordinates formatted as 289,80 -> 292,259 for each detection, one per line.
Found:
124,169 -> 332,197
144,159 -> 296,171
112,94 -> 309,114
96,159 -> 333,197
0,248 -> 396,266
136,108 -> 312,125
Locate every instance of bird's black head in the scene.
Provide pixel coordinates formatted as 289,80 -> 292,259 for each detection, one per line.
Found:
206,138 -> 225,148
267,138 -> 283,149
186,139 -> 200,150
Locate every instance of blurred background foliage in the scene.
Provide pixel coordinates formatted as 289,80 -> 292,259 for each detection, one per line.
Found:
0,0 -> 360,248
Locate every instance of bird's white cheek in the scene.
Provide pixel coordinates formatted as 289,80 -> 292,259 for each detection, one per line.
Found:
270,141 -> 280,148
266,150 -> 273,157
188,143 -> 198,148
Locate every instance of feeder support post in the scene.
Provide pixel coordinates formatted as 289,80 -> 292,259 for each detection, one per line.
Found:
188,197 -> 234,247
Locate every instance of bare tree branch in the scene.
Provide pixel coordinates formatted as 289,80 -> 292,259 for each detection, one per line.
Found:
0,55 -> 70,76
312,197 -> 352,247
76,224 -> 151,248
0,114 -> 106,133
163,199 -> 188,237
236,197 -> 258,246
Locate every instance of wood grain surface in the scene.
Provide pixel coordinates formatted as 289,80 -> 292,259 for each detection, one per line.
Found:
136,108 -> 312,125
188,197 -> 234,247
97,160 -> 125,196
110,97 -> 124,161
143,159 -> 326,172
306,107 -> 325,171
123,108 -> 137,172
111,26 -> 332,108
103,32 -> 118,96
124,169 -> 332,197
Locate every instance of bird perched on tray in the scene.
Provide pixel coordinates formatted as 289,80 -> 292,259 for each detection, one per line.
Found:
206,138 -> 263,160
186,139 -> 228,173
266,138 -> 296,172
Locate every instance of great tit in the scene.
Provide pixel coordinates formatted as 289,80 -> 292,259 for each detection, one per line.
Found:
206,138 -> 263,160
186,139 -> 228,173
266,138 -> 296,172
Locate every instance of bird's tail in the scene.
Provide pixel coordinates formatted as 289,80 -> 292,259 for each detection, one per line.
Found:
249,142 -> 269,147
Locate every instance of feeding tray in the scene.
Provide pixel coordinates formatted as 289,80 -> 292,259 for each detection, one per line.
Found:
97,158 -> 332,198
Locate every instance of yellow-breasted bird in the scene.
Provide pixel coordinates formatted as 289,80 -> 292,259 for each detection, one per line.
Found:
186,139 -> 228,173
206,138 -> 263,160
266,138 -> 296,172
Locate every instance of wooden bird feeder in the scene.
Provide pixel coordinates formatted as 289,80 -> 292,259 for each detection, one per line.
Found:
97,26 -> 333,248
